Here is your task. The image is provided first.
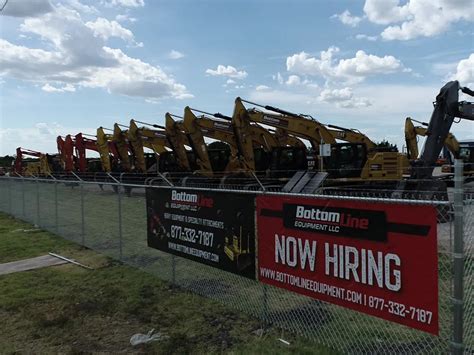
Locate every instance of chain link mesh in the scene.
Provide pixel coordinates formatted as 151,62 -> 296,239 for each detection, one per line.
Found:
0,176 -> 462,353
464,187 -> 474,353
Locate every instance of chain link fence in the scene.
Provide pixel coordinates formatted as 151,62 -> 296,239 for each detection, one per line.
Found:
0,169 -> 469,354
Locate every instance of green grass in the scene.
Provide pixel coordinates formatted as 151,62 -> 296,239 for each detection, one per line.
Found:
0,212 -> 337,354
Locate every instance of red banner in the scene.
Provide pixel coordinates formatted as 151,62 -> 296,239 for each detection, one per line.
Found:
257,195 -> 438,335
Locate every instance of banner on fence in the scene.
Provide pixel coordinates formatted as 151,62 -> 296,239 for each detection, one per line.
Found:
146,188 -> 256,279
257,195 -> 439,335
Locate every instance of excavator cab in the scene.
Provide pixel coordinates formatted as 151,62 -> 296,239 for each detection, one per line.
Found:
157,151 -> 199,173
325,143 -> 367,178
199,141 -> 232,173
269,147 -> 308,178
457,142 -> 474,176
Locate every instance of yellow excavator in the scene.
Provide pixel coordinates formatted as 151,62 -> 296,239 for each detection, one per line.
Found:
13,148 -> 52,177
272,128 -> 306,148
165,113 -> 193,172
112,124 -> 132,172
325,123 -> 410,176
96,127 -> 119,173
404,117 -> 474,177
182,107 -> 248,175
127,119 -> 169,173
404,117 -> 459,160
234,97 -> 407,182
202,108 -> 312,177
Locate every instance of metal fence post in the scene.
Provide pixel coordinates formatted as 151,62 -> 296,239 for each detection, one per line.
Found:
452,159 -> 464,354
22,178 -> 26,217
36,178 -> 40,226
117,182 -> 123,260
7,177 -> 12,215
80,182 -> 85,245
54,180 -> 59,234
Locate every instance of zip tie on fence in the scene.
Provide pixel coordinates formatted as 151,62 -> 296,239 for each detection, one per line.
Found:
450,341 -> 464,350
48,252 -> 93,270
453,252 -> 464,259
450,297 -> 464,305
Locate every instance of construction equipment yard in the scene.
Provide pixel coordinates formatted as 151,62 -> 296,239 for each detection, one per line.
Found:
2,1 -> 474,353
1,79 -> 474,354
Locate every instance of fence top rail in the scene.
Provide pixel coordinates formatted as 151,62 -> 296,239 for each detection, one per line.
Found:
144,183 -> 452,206
0,175 -> 452,206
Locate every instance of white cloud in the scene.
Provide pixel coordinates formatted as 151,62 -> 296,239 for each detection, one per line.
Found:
272,72 -> 284,85
363,0 -> 409,25
247,82 -> 474,148
102,0 -> 145,8
67,0 -> 98,14
41,83 -> 76,92
85,18 -> 141,46
318,87 -> 372,108
286,75 -> 301,86
0,123 -> 98,155
256,85 -> 270,91
451,54 -> 474,87
1,0 -> 53,17
0,4 -> 191,101
363,0 -> 474,41
115,14 -> 137,23
226,79 -> 236,84
355,34 -> 377,41
205,65 -> 248,79
286,47 -> 404,84
332,10 -> 362,27
168,50 -> 185,59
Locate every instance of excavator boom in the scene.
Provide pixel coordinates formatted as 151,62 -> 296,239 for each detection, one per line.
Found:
413,81 -> 474,179
112,124 -> 132,172
165,113 -> 191,171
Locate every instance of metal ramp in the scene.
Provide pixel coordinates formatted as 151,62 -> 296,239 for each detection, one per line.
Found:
282,171 -> 328,193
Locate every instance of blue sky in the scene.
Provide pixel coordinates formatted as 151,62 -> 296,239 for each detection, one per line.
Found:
0,0 -> 473,155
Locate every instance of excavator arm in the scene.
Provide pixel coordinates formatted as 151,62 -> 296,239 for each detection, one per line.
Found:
56,135 -> 75,172
413,81 -> 474,179
127,119 -> 169,173
182,107 -> 213,176
96,127 -> 115,173
405,117 -> 460,160
14,148 -> 52,176
165,113 -> 191,171
326,124 -> 376,150
273,128 -> 306,148
112,124 -> 132,172
234,97 -> 336,148
74,132 -> 114,173
183,107 -> 249,174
